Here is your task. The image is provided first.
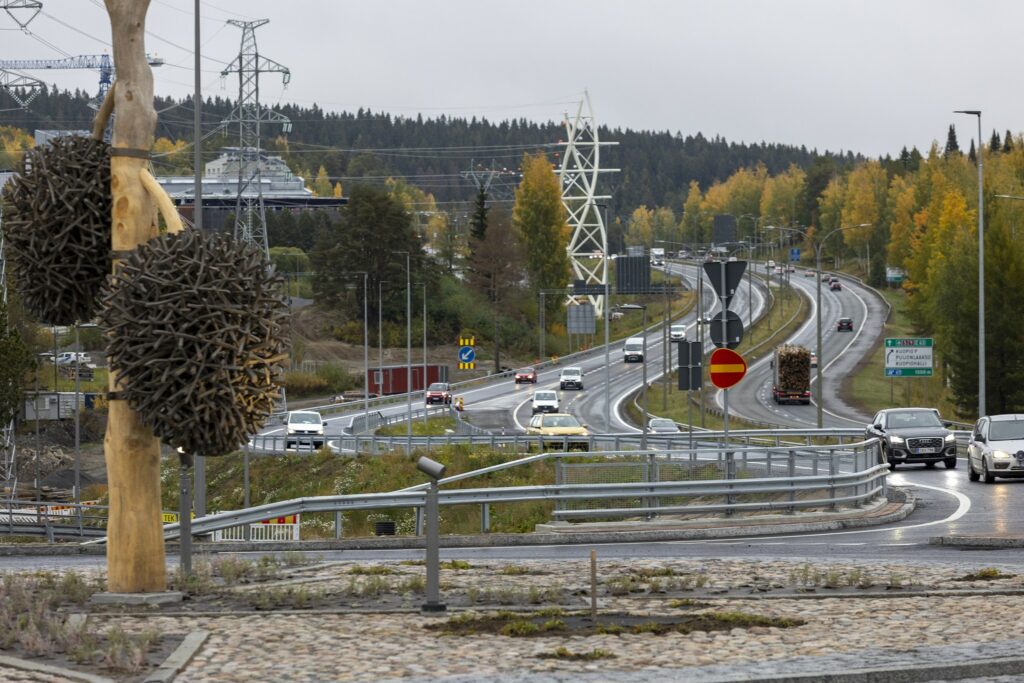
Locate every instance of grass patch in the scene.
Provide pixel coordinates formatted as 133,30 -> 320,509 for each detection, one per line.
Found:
537,646 -> 616,661
348,565 -> 394,576
440,560 -> 473,570
377,417 -> 457,437
427,610 -> 803,637
159,444 -> 555,538
955,568 -> 1015,582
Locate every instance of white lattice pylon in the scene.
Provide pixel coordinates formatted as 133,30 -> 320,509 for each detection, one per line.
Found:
557,91 -> 617,316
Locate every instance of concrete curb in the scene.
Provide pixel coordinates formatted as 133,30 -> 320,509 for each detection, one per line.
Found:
0,653 -> 115,683
142,630 -> 209,683
930,534 -> 1024,548
712,656 -> 1024,682
0,489 -> 913,557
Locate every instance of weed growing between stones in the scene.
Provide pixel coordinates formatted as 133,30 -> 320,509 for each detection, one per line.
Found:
440,560 -> 473,570
537,646 -> 616,661
955,568 -> 1015,582
348,565 -> 395,576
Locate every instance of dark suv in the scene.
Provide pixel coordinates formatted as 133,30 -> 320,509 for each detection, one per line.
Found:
866,408 -> 957,469
837,318 -> 854,332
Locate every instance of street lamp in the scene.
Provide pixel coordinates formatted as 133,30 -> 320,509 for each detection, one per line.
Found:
766,223 -> 869,428
619,304 -> 648,448
596,202 -> 612,433
393,251 -> 412,437
957,109 -> 985,417
378,280 -> 389,396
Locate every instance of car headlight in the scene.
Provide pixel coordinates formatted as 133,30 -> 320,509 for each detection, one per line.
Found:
944,433 -> 956,443
889,436 -> 905,445
993,451 -> 1012,459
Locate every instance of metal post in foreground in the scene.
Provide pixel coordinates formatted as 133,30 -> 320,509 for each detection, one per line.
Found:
177,450 -> 193,577
955,109 -> 985,418
422,283 -> 427,425
417,456 -> 447,614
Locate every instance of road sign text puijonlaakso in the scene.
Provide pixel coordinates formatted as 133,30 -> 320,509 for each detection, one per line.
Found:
883,338 -> 933,377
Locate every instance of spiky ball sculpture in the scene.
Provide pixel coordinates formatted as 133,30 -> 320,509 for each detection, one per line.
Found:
0,136 -> 111,325
99,230 -> 289,456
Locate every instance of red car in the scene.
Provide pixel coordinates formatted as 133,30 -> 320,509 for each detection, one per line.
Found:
514,367 -> 538,384
424,382 -> 452,404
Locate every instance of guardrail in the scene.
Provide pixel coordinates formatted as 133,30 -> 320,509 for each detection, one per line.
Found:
149,435 -> 887,542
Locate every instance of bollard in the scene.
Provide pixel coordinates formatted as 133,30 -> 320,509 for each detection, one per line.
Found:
590,549 -> 598,621
481,503 -> 490,533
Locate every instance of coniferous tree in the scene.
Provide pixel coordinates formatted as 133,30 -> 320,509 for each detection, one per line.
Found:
968,140 -> 977,164
1004,130 -> 1015,153
989,129 -> 1002,152
945,125 -> 961,157
470,186 -> 489,241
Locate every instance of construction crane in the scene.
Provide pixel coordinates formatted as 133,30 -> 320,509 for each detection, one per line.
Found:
0,53 -> 164,101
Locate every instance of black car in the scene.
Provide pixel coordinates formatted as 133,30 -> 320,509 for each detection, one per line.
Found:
837,318 -> 854,332
866,408 -> 957,469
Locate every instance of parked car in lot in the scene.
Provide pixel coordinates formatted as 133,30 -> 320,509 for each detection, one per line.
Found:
514,367 -> 538,384
648,418 -> 681,433
837,318 -> 854,332
559,367 -> 584,390
531,390 -> 560,414
286,410 -> 325,449
865,408 -> 957,469
968,414 -> 1024,483
424,382 -> 452,404
56,352 -> 89,365
670,324 -> 687,341
526,413 -> 589,451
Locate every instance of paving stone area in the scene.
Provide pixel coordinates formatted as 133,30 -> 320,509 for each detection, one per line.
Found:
6,557 -> 1024,682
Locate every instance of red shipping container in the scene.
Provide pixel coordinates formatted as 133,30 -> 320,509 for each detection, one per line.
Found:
368,364 -> 449,396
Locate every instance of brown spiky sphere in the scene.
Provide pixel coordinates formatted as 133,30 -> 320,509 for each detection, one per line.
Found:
99,230 -> 289,457
0,135 -> 111,325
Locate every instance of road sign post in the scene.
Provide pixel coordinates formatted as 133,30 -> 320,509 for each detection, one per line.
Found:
709,348 -> 748,443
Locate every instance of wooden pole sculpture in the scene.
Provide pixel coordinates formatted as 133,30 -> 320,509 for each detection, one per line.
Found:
103,0 -> 165,593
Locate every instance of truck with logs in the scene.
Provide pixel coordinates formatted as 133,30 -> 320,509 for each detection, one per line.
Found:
770,344 -> 812,405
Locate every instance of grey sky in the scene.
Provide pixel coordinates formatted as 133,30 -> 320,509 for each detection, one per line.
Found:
2,1 -> 1019,158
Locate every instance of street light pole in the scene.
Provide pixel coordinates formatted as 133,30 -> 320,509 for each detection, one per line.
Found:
363,272 -> 369,419
378,280 -> 388,396
598,203 -> 612,433
955,110 -> 985,417
422,283 -> 427,426
392,251 -> 412,436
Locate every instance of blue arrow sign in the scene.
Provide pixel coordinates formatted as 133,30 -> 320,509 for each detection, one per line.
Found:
458,346 -> 476,363
789,248 -> 801,262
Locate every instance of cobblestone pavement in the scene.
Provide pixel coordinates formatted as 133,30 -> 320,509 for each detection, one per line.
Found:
7,557 -> 1024,682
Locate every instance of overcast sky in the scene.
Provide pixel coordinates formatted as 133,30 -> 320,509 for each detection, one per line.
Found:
2,1 -> 1020,157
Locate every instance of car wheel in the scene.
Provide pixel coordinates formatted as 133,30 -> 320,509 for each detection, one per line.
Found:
944,458 -> 957,469
968,459 -> 980,482
983,458 -> 996,484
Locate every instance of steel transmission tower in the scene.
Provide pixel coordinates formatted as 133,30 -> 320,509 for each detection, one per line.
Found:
557,91 -> 618,315
461,159 -> 519,202
220,19 -> 291,258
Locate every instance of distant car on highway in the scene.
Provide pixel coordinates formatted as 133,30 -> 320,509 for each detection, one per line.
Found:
286,410 -> 325,449
787,265 -> 795,273
670,324 -> 687,341
424,382 -> 452,404
526,413 -> 589,451
830,280 -> 842,291
648,418 -> 681,433
623,337 -> 645,363
968,414 -> 1024,483
514,367 -> 537,384
559,367 -> 584,390
866,408 -> 957,470
531,390 -> 559,414
837,318 -> 854,332
804,270 -> 814,277
810,352 -> 818,368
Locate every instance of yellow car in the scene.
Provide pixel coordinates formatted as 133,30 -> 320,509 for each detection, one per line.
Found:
526,413 -> 590,451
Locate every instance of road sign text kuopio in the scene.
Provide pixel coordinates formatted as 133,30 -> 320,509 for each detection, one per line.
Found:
884,338 -> 933,377
458,336 -> 475,370
709,348 -> 747,389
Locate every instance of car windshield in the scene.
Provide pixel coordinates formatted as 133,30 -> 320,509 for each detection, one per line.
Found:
427,383 -> 447,391
517,367 -> 534,373
535,392 -> 557,401
989,420 -> 1024,441
840,318 -> 852,323
624,341 -> 643,351
650,419 -> 675,430
886,411 -> 942,429
671,326 -> 685,333
289,412 -> 321,425
563,369 -> 581,376
545,415 -> 581,428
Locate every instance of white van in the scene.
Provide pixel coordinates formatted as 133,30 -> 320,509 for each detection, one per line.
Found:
670,324 -> 687,341
286,410 -> 325,449
623,337 -> 645,363
531,390 -> 560,414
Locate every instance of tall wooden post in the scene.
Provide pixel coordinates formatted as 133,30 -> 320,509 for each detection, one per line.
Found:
103,0 -> 165,593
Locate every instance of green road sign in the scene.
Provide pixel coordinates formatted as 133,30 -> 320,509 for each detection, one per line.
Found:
884,338 -> 933,377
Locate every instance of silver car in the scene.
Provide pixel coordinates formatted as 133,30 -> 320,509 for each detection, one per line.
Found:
968,414 -> 1024,483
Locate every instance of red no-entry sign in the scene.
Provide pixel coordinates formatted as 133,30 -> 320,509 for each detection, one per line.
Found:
709,348 -> 747,389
